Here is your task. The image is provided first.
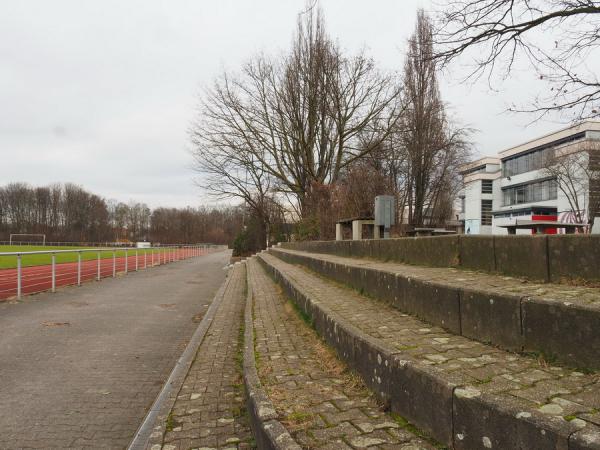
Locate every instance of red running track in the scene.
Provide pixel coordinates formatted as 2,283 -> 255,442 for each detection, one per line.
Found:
0,248 -> 209,300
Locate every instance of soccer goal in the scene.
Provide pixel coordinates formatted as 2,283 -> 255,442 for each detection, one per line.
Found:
9,234 -> 46,245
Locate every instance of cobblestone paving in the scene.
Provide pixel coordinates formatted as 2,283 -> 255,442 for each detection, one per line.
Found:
260,253 -> 600,432
248,258 -> 438,449
276,248 -> 600,307
156,263 -> 254,450
0,251 -> 229,449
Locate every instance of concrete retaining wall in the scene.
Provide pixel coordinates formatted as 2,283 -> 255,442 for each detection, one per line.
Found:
270,248 -> 600,370
280,234 -> 600,282
257,253 -> 594,450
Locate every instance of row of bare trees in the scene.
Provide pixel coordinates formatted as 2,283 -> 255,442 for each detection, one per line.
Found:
149,206 -> 244,245
192,7 -> 471,244
0,183 -> 111,243
0,182 -> 244,245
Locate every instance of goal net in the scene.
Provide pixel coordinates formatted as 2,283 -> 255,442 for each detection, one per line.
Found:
9,234 -> 46,245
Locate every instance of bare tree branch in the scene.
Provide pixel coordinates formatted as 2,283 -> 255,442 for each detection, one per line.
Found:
434,0 -> 600,120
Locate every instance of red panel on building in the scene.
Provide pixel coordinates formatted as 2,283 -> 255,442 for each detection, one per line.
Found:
532,215 -> 558,234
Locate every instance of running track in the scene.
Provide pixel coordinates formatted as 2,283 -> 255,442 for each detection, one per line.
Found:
0,248 -> 213,300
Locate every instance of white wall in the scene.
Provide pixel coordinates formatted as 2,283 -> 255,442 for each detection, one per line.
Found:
463,179 -> 495,235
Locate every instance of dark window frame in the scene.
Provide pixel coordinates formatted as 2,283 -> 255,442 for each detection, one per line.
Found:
481,199 -> 493,226
481,179 -> 493,194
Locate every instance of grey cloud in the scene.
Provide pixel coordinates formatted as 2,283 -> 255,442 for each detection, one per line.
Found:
0,0 -> 578,208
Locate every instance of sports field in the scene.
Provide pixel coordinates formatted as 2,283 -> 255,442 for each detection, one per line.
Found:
0,246 -> 205,300
0,245 -> 162,269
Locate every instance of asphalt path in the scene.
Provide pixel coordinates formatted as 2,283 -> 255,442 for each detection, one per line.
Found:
0,249 -> 230,449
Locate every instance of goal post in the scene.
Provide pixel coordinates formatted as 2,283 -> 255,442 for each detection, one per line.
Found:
9,234 -> 46,245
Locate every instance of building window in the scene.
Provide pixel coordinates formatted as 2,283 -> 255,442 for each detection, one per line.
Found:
502,179 -> 558,206
503,147 -> 554,177
481,179 -> 493,194
501,132 -> 585,177
481,200 -> 493,226
462,165 -> 487,176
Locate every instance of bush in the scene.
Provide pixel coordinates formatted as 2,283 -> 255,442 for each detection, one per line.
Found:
232,216 -> 266,256
294,216 -> 320,241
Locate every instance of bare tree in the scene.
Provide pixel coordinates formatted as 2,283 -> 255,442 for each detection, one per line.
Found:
543,141 -> 600,228
398,10 -> 471,228
191,6 -> 402,225
434,0 -> 600,120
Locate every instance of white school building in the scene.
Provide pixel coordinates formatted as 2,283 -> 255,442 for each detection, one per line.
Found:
458,120 -> 600,235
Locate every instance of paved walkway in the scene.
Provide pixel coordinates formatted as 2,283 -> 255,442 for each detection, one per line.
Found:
248,259 -> 438,449
259,253 -> 600,434
150,263 -> 254,450
0,250 -> 230,449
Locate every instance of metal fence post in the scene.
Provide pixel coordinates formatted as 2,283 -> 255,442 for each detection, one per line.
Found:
112,251 -> 116,277
77,251 -> 82,286
144,250 -> 147,269
125,249 -> 128,274
17,254 -> 22,299
151,250 -> 154,266
51,253 -> 56,293
97,251 -> 101,281
135,250 -> 138,271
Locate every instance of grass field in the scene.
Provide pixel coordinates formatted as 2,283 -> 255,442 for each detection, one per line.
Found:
0,245 -> 163,269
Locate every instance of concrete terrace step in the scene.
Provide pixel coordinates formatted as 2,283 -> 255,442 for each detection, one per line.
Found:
257,251 -> 600,450
279,235 -> 600,283
269,247 -> 600,371
245,257 -> 441,449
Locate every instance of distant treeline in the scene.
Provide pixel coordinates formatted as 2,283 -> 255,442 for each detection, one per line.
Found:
0,182 -> 244,244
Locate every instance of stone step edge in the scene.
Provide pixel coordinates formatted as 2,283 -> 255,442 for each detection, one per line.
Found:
257,252 -> 600,450
242,260 -> 302,450
269,247 -> 600,372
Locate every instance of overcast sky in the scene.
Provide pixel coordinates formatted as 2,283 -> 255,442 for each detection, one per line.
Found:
0,0 -> 573,208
